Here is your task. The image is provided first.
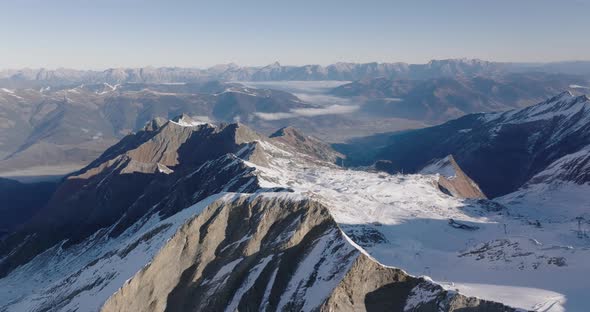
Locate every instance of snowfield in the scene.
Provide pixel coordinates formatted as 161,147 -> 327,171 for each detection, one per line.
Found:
248,139 -> 590,312
1,125 -> 588,311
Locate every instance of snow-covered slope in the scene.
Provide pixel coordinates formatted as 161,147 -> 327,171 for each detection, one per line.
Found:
0,194 -> 224,311
421,155 -> 459,178
364,91 -> 590,199
102,193 -> 513,312
497,145 -> 590,221
1,118 -> 587,311
249,136 -> 590,312
420,155 -> 487,199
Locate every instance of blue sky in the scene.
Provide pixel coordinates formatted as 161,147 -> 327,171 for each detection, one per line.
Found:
1,0 -> 589,69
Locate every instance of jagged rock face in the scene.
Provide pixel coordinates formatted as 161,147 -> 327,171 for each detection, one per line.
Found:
269,126 -> 343,164
420,155 -> 486,199
102,194 -> 354,312
0,121 -> 264,278
0,118 -> 528,311
320,255 -> 514,312
102,194 -> 514,312
0,119 -> 343,279
346,91 -> 590,198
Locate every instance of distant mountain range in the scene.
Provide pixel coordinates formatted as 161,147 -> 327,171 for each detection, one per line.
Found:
332,72 -> 589,122
0,82 -> 307,173
2,59 -> 590,87
2,58 -> 590,311
2,71 -> 589,175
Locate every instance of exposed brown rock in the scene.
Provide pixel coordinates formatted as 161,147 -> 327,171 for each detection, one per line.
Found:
270,126 -> 344,164
423,155 -> 487,199
321,254 -> 516,312
101,195 -> 345,312
102,195 -> 514,312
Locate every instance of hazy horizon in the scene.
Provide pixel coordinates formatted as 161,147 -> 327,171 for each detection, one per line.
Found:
2,0 -> 590,70
3,58 -> 590,72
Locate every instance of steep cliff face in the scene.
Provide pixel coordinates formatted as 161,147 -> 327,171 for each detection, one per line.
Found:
421,155 -> 487,199
102,194 -> 354,312
0,120 -> 357,312
269,126 -> 344,164
0,118 -> 265,279
347,91 -> 590,198
1,118 -> 564,311
320,255 -> 513,312
102,194 -> 514,312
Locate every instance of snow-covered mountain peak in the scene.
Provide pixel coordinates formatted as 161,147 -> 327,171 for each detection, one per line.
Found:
1,115 -> 587,311
420,155 -> 458,178
419,155 -> 487,199
553,90 -> 574,99
169,113 -> 208,127
498,90 -> 589,124
251,135 -> 590,311
267,61 -> 281,68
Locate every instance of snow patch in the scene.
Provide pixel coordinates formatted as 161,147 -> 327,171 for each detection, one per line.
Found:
225,255 -> 273,312
420,156 -> 457,179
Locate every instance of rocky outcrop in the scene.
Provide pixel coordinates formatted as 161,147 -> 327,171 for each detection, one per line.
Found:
0,83 -> 306,173
102,194 -> 356,312
0,120 -> 266,278
348,91 -> 590,198
321,254 -> 515,312
0,119 -> 519,311
102,194 -> 515,312
421,155 -> 486,199
0,118 -> 345,280
270,126 -> 344,164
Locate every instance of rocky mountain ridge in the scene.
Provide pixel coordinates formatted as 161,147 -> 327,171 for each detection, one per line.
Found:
0,117 -> 525,311
2,70 -> 589,175
420,155 -> 487,199
342,91 -> 590,198
102,193 -> 513,312
4,58 -> 590,88
332,73 -> 589,122
0,82 -> 307,173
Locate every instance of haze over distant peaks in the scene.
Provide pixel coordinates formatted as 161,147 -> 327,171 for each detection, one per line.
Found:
3,59 -> 590,88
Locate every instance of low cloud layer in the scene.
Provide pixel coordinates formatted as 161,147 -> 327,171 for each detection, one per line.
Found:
293,93 -> 353,106
245,80 -> 360,121
254,104 -> 360,121
240,80 -> 350,94
569,84 -> 590,89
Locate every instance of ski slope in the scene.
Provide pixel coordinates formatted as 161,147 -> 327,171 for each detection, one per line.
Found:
249,139 -> 590,312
